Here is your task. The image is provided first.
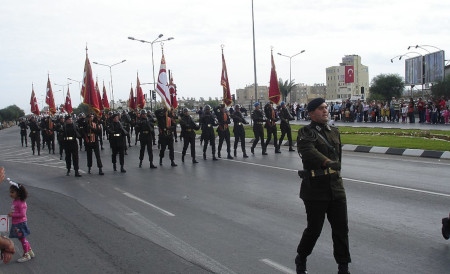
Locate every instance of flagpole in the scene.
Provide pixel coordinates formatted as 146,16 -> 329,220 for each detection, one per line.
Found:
251,0 -> 258,107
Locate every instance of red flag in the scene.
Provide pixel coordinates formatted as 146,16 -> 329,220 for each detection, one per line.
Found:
128,86 -> 136,110
45,75 -> 57,115
168,71 -> 178,109
95,81 -> 103,111
268,51 -> 281,104
65,88 -> 73,114
136,74 -> 145,109
345,65 -> 354,83
155,51 -> 171,109
81,53 -> 101,114
221,50 -> 232,106
102,82 -> 110,109
30,85 -> 40,116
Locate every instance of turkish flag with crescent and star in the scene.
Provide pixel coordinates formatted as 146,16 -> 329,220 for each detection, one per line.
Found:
344,65 -> 354,83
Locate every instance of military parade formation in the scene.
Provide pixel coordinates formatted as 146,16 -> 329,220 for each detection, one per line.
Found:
16,101 -> 298,177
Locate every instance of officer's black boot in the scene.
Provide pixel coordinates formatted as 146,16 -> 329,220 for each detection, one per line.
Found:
75,170 -> 82,177
338,263 -> 350,274
99,168 -> 104,175
139,160 -> 142,168
275,146 -> 281,154
32,149 -> 35,155
243,150 -> 249,158
217,151 -> 221,158
38,148 -> 40,156
289,146 -> 296,152
203,152 -> 206,160
192,158 -> 198,164
295,256 -> 307,274
66,169 -> 70,176
227,153 -> 233,159
442,217 -> 450,240
150,162 -> 157,169
159,157 -> 163,165
262,146 -> 268,155
120,166 -> 126,173
251,146 -> 255,154
171,161 -> 177,167
113,163 -> 117,171
213,153 -> 218,161
234,149 -> 237,157
88,167 -> 91,174
182,154 -> 185,163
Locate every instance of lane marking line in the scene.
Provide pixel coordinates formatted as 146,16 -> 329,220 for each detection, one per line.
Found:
260,258 -> 295,274
115,187 -> 175,217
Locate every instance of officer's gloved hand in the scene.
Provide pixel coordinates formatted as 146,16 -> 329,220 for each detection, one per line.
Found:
325,160 -> 341,171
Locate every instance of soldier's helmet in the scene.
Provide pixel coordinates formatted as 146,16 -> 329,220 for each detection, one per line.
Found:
235,104 -> 240,109
140,109 -> 146,115
183,108 -> 189,113
204,105 -> 211,111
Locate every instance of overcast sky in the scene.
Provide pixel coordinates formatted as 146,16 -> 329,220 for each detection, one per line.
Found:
1,0 -> 449,113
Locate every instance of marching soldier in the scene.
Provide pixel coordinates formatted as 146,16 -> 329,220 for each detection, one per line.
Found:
216,104 -> 233,159
107,113 -> 128,173
231,104 -> 249,158
43,116 -> 55,154
84,114 -> 104,175
19,118 -> 28,147
135,110 -> 157,169
121,110 -> 132,148
250,102 -> 267,155
97,112 -> 105,150
76,113 -> 87,151
154,107 -> 177,167
179,107 -> 200,163
295,98 -> 350,274
54,116 -> 65,160
171,108 -> 179,143
61,115 -> 82,177
264,102 -> 281,154
199,105 -> 218,161
279,101 -> 296,151
39,116 -> 47,149
28,116 -> 41,155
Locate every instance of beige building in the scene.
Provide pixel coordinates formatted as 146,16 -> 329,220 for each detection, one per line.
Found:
235,84 -> 269,109
290,83 -> 327,105
326,55 -> 369,101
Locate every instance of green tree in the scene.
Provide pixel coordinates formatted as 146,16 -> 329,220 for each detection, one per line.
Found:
369,74 -> 404,101
278,78 -> 297,102
430,74 -> 450,99
0,105 -> 25,122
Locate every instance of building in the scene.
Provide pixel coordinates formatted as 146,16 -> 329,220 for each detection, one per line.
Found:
326,55 -> 369,102
235,84 -> 269,109
290,83 -> 327,105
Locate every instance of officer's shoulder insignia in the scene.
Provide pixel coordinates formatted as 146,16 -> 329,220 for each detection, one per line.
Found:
299,125 -> 317,141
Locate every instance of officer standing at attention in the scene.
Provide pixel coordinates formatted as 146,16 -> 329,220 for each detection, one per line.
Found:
250,102 -> 267,155
135,110 -> 157,169
199,105 -> 218,161
19,118 -> 28,147
278,101 -> 296,152
231,104 -> 249,158
84,114 -> 104,175
264,102 -> 281,154
154,107 -> 177,167
216,104 -> 233,159
61,115 -> 82,177
295,97 -> 351,274
54,116 -> 65,160
179,107 -> 200,163
108,113 -> 128,173
28,116 -> 41,155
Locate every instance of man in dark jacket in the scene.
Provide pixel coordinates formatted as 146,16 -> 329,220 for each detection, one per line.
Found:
179,108 -> 200,163
231,105 -> 248,158
250,102 -> 267,155
108,113 -> 128,173
136,110 -> 157,169
61,115 -> 82,177
295,97 -> 351,274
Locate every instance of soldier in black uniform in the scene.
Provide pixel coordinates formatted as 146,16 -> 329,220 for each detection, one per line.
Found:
76,113 -> 87,151
171,108 -> 179,143
135,110 -> 157,169
54,116 -> 65,160
97,112 -> 105,150
39,116 -> 47,150
43,116 -> 55,154
28,116 -> 41,155
61,116 -> 82,177
121,110 -> 132,148
199,105 -> 218,161
19,118 -> 28,147
231,105 -> 249,158
179,108 -> 200,163
84,114 -> 104,175
216,104 -> 233,159
108,113 -> 128,173
250,102 -> 267,155
295,98 -> 351,274
154,107 -> 177,167
264,102 -> 281,154
278,101 -> 296,152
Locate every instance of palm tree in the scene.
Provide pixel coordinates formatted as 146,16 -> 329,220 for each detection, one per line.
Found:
278,78 -> 297,102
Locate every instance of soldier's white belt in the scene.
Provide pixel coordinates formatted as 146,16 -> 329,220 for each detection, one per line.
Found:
207,124 -> 212,127
237,122 -> 242,125
257,122 -> 264,125
113,134 -> 121,137
310,168 -> 337,177
65,137 -> 74,140
142,131 -> 149,134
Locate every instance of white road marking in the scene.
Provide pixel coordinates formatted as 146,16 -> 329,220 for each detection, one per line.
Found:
260,258 -> 296,274
115,187 -> 175,217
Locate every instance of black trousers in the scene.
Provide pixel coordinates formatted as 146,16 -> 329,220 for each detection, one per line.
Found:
111,146 -> 125,166
64,141 -> 79,171
252,125 -> 265,149
159,134 -> 175,161
279,125 -> 293,148
202,134 -> 216,156
46,134 -> 55,152
233,131 -> 246,153
139,135 -> 154,163
21,132 -> 27,146
265,125 -> 278,148
30,134 -> 41,153
218,129 -> 231,154
182,133 -> 196,158
296,199 -> 351,264
86,141 -> 103,168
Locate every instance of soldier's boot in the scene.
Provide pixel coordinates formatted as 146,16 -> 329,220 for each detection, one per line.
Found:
66,169 -> 70,176
212,154 -> 218,161
53,150 -> 55,154
442,217 -> 450,240
234,149 -> 237,157
227,153 -> 233,159
171,161 -> 177,167
120,166 -> 126,173
289,146 -> 296,152
217,151 -> 221,158
251,146 -> 255,154
203,152 -> 206,160
139,160 -> 142,168
295,256 -> 307,274
338,263 -> 350,274
192,158 -> 198,164
37,147 -> 40,156
182,154 -> 185,163
99,168 -> 104,175
262,146 -> 268,156
60,154 -> 63,160
75,170 -> 82,177
243,149 -> 249,158
150,162 -> 157,169
32,149 -> 35,155
159,157 -> 163,165
275,146 -> 282,154
113,163 -> 117,171
88,167 -> 91,174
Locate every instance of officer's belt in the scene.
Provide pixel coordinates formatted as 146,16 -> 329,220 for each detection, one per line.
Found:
257,122 -> 264,125
309,168 -> 337,177
142,131 -> 149,134
32,131 -> 36,133
185,129 -> 193,132
237,122 -> 242,125
113,134 -> 121,137
207,124 -> 212,127
65,137 -> 74,140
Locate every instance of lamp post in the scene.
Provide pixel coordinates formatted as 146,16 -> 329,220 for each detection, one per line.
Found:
408,44 -> 442,53
93,59 -> 127,110
141,82 -> 155,111
277,50 -> 306,102
128,34 -> 174,108
398,52 -> 422,60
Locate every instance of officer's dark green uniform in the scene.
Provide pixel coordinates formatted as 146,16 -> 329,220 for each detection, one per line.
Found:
295,97 -> 351,274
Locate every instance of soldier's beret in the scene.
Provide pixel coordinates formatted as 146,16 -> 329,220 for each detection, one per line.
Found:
65,115 -> 72,121
254,102 -> 260,107
111,113 -> 119,119
307,98 -> 325,112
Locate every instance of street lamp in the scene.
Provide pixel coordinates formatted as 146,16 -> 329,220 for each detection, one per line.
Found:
141,82 -> 155,111
93,59 -> 127,110
398,52 -> 422,60
68,77 -> 83,104
277,50 -> 306,102
408,44 -> 442,53
128,34 -> 174,107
